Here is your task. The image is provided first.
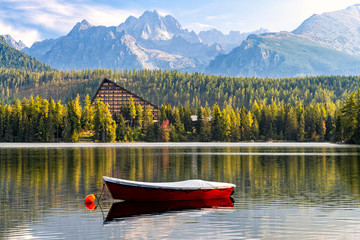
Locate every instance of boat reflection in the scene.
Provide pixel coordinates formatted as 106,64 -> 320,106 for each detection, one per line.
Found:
104,198 -> 234,222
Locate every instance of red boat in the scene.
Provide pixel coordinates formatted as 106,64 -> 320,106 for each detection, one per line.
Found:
105,198 -> 234,222
103,176 -> 236,201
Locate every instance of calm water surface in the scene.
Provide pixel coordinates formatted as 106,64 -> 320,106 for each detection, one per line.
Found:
1,142 -> 360,239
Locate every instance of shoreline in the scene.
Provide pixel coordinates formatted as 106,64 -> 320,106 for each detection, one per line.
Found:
0,142 -> 358,148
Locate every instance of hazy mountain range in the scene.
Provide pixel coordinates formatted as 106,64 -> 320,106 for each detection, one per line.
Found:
3,5 -> 360,77
209,4 -> 360,77
207,32 -> 360,78
20,10 -> 267,72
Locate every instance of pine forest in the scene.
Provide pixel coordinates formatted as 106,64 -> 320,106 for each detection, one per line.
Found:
1,68 -> 360,143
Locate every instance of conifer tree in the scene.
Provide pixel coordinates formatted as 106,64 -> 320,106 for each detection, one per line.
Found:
222,108 -> 231,141
334,110 -> 343,142
3,105 -> 12,142
37,98 -> 49,142
196,105 -> 203,135
116,114 -> 126,141
64,97 -> 81,142
252,100 -> 261,124
143,105 -> 154,141
54,100 -> 64,141
229,109 -> 241,141
297,112 -> 306,141
285,107 -> 298,140
211,103 -> 223,141
251,117 -> 259,140
200,117 -> 212,142
93,99 -> 116,142
181,106 -> 192,132
0,103 -> 5,141
134,104 -> 143,128
47,98 -> 57,142
173,108 -> 185,138
128,96 -> 136,127
240,106 -> 251,140
81,94 -> 94,132
11,100 -> 22,141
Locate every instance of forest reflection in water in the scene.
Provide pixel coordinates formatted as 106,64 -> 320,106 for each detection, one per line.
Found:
1,144 -> 360,239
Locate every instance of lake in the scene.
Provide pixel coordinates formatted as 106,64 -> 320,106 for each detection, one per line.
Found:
1,142 -> 360,239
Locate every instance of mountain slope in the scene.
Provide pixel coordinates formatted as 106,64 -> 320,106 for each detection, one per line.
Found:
207,32 -> 360,78
0,36 -> 52,72
199,28 -> 268,53
2,35 -> 26,50
26,20 -> 195,70
24,11 -> 223,71
117,10 -> 199,43
293,4 -> 360,56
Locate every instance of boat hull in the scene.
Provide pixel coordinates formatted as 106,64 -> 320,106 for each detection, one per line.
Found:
104,180 -> 234,201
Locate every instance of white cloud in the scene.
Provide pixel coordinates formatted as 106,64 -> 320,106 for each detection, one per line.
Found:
0,20 -> 40,46
0,0 -> 141,45
206,14 -> 234,21
185,22 -> 217,33
81,6 -> 142,27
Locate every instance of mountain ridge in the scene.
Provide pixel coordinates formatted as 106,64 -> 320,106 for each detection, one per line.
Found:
22,10 -> 266,72
6,6 -> 360,77
207,32 -> 360,78
0,36 -> 52,72
293,4 -> 360,56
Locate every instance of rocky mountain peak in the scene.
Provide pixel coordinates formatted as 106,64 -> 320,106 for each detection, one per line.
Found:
292,4 -> 360,56
2,34 -> 26,50
117,10 -> 182,41
72,19 -> 92,32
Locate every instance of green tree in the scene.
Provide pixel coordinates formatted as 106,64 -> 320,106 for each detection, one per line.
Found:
54,100 -> 64,141
211,103 -> 223,141
196,105 -> 203,135
128,96 -> 136,127
229,109 -> 241,141
64,97 -> 81,142
47,98 -> 57,142
37,98 -> 49,142
285,107 -> 298,140
93,99 -> 116,142
134,104 -> 143,128
297,112 -> 306,141
142,105 -> 155,141
81,94 -> 94,132
240,106 -> 252,141
10,100 -> 22,141
116,114 -> 126,141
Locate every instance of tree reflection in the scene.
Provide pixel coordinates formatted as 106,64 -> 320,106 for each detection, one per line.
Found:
1,146 -> 360,234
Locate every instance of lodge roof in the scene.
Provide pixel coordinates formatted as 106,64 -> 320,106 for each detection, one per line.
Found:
91,78 -> 159,109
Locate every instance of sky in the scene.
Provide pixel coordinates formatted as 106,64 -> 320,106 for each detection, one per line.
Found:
0,0 -> 359,47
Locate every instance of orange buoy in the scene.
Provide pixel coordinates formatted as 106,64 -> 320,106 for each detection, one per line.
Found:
85,194 -> 96,203
85,201 -> 96,210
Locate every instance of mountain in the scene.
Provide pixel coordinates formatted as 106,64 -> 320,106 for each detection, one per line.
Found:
199,28 -> 268,53
2,35 -> 26,50
24,11 -> 224,71
207,32 -> 360,78
117,10 -> 200,43
293,4 -> 360,56
25,20 -> 195,70
20,6 -> 360,77
207,4 -> 360,78
0,36 -> 52,72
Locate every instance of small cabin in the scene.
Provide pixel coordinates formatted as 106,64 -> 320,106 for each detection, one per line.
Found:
91,78 -> 159,120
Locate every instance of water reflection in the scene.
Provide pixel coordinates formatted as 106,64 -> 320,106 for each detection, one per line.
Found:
104,198 -> 234,222
1,144 -> 360,239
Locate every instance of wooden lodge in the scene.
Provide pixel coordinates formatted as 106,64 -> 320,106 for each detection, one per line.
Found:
91,78 -> 159,120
